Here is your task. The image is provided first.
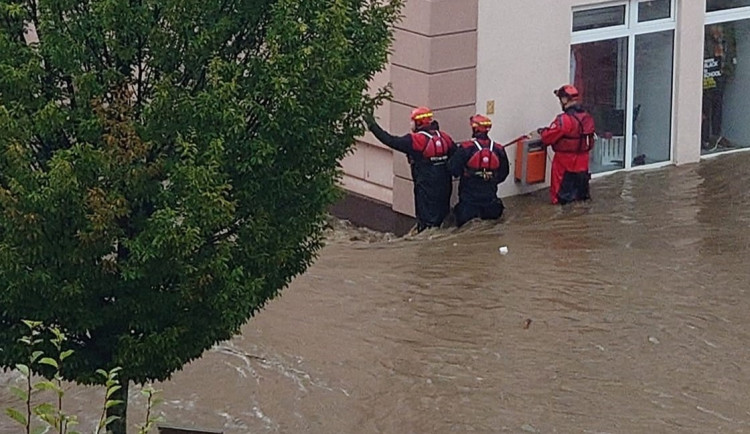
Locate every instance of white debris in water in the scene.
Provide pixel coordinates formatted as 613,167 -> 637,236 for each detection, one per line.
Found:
219,411 -> 251,430
521,423 -> 538,433
696,405 -> 734,422
498,246 -> 509,255
648,336 -> 660,344
252,406 -> 276,427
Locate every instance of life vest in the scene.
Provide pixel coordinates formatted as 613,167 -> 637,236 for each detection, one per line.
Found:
464,139 -> 501,180
411,130 -> 451,163
552,110 -> 596,154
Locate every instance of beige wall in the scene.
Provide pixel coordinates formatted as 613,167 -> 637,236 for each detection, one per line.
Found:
344,0 -> 710,217
673,0 -> 706,165
343,0 -> 478,217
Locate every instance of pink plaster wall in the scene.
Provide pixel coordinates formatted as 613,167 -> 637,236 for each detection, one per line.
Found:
346,0 -> 479,218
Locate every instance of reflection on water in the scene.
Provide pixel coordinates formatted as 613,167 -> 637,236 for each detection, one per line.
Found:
3,153 -> 750,433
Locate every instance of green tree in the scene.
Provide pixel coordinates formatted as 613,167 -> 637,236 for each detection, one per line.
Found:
0,0 -> 402,432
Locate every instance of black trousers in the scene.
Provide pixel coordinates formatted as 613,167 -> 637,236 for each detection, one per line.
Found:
557,171 -> 591,205
454,199 -> 504,227
413,176 -> 451,232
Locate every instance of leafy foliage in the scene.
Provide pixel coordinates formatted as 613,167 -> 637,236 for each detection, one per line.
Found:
0,0 -> 401,391
4,321 -> 160,434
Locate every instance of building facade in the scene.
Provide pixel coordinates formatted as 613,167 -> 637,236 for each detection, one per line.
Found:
335,0 -> 750,232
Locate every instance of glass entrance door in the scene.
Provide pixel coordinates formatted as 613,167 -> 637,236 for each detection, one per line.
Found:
632,30 -> 674,166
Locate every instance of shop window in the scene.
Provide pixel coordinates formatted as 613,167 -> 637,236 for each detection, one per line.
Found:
573,5 -> 627,32
633,30 -> 674,165
572,39 -> 629,173
701,20 -> 750,153
707,0 -> 750,12
638,0 -> 671,22
572,0 -> 675,173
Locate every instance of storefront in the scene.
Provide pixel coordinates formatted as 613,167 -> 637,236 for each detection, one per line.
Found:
336,0 -> 749,231
702,0 -> 750,154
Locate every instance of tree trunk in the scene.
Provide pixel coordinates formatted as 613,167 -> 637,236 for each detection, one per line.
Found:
107,378 -> 128,434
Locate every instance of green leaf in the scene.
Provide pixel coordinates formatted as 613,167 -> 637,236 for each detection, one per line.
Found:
50,327 -> 65,342
101,415 -> 120,427
59,349 -> 74,360
106,385 -> 122,399
15,363 -> 30,377
38,357 -> 59,369
105,399 -> 124,409
5,407 -> 27,426
30,351 -> 44,363
22,320 -> 43,330
10,385 -> 28,401
38,412 -> 56,426
33,380 -> 60,392
33,402 -> 56,416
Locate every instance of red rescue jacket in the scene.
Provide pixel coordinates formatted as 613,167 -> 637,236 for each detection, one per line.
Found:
410,130 -> 453,163
464,139 -> 501,177
541,106 -> 596,154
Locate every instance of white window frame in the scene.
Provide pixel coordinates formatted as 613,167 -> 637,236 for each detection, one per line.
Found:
571,0 -> 677,172
706,5 -> 750,25
636,0 -> 675,26
702,4 -> 750,159
571,1 -> 630,43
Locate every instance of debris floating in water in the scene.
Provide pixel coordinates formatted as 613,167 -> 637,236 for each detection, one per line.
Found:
498,246 -> 509,255
523,319 -> 532,329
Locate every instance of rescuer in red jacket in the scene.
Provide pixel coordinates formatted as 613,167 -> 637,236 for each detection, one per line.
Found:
365,107 -> 456,232
448,115 -> 510,227
537,85 -> 595,204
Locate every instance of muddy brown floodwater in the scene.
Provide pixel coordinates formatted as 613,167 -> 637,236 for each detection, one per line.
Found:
3,152 -> 750,433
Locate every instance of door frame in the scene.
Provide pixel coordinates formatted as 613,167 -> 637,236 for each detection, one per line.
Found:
571,0 -> 677,173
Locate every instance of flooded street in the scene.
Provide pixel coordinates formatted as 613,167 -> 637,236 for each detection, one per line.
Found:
3,152 -> 750,433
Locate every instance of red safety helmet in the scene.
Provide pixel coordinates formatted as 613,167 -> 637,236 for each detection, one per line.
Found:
410,106 -> 434,127
553,84 -> 580,101
470,114 -> 492,133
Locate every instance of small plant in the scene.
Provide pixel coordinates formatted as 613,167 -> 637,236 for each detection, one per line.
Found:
5,320 -> 42,434
4,321 -> 162,433
136,386 -> 164,434
95,367 -> 126,434
5,320 -> 83,434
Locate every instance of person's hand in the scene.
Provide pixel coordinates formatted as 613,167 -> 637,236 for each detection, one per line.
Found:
526,129 -> 541,140
361,107 -> 376,130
